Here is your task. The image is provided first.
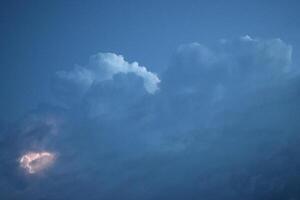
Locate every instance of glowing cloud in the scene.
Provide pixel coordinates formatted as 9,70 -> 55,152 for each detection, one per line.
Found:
19,151 -> 55,174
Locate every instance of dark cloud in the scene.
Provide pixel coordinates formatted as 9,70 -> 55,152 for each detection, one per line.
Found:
1,36 -> 300,200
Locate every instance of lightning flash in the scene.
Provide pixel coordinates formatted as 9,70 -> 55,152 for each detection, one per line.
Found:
19,151 -> 55,174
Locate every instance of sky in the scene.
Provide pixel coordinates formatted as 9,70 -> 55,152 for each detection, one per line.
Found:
1,0 -> 300,199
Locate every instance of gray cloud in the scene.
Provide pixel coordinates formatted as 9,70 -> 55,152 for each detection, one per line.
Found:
164,36 -> 292,93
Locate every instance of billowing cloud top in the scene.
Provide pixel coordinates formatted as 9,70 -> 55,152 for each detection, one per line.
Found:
164,36 -> 292,93
56,53 -> 160,96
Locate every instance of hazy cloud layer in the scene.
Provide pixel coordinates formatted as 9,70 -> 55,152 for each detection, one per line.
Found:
1,36 -> 300,200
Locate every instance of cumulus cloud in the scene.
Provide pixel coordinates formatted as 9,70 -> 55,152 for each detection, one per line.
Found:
2,36 -> 300,200
55,53 -> 160,99
164,36 -> 292,92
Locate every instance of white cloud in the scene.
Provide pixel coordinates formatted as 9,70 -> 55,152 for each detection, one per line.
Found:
56,52 -> 160,95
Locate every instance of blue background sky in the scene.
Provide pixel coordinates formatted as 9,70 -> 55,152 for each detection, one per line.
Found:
1,1 -> 300,200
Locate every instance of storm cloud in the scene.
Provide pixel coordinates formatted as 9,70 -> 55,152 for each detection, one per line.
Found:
1,36 -> 300,200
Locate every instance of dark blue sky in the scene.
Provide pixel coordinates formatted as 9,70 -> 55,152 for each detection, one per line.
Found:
1,1 -> 300,199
